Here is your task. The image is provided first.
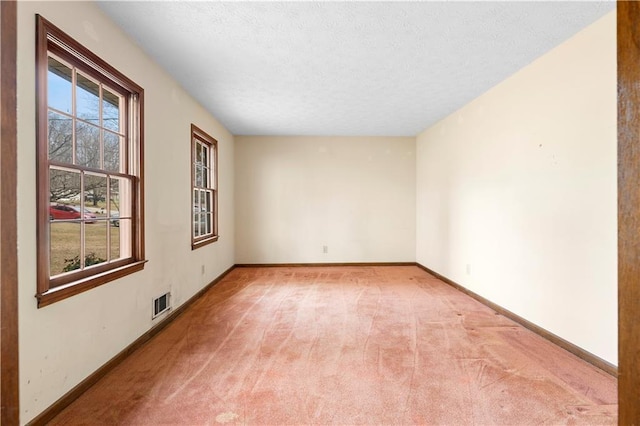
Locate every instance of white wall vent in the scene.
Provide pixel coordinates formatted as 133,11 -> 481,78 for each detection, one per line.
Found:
152,292 -> 171,319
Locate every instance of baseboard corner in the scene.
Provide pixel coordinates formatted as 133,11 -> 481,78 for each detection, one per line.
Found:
415,262 -> 617,377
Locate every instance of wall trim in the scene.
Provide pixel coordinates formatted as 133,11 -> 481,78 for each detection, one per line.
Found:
235,262 -> 416,268
1,1 -> 20,425
415,263 -> 617,377
617,1 -> 640,422
27,265 -> 236,426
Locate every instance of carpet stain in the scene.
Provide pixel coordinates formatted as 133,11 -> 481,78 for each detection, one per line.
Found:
215,411 -> 239,423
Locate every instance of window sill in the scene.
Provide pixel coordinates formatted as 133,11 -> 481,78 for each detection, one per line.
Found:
192,235 -> 219,250
36,260 -> 147,308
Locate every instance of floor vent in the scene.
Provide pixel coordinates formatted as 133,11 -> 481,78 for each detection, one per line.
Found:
152,292 -> 171,319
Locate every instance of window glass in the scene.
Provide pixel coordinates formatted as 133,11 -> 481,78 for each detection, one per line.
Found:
84,173 -> 107,212
103,131 -> 121,172
48,111 -> 73,164
47,57 -> 72,114
76,72 -> 100,124
102,87 -> 121,132
49,168 -> 80,206
75,121 -> 100,168
50,220 -> 81,276
85,220 -> 108,267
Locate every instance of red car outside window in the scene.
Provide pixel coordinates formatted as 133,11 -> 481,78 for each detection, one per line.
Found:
49,205 -> 96,222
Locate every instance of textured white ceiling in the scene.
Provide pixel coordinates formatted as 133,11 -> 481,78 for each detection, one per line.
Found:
98,1 -> 614,136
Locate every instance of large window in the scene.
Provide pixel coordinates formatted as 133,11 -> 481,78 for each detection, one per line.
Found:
191,124 -> 218,249
36,16 -> 145,307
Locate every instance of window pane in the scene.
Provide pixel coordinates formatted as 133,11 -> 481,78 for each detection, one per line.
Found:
193,213 -> 201,237
49,168 -> 81,204
202,144 -> 208,167
76,72 -> 100,124
48,111 -> 73,163
104,131 -> 121,172
50,221 -> 81,276
76,121 -> 101,168
116,218 -> 132,259
110,217 -> 121,260
202,166 -> 209,187
196,142 -> 202,165
47,56 -> 72,114
198,190 -> 207,213
211,148 -> 216,189
84,174 -> 107,214
195,165 -> 203,187
112,177 -> 132,218
108,175 -> 132,261
85,220 -> 108,268
109,177 -> 121,220
200,190 -> 207,213
102,87 -> 121,132
206,213 -> 213,235
193,189 -> 200,238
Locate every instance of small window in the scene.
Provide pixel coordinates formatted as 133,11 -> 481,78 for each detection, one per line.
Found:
191,124 -> 218,249
36,16 -> 146,307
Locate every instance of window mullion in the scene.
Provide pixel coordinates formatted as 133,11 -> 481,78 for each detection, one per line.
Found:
71,66 -> 77,166
99,83 -> 104,170
125,95 -> 133,175
106,175 -> 111,262
79,171 -> 85,270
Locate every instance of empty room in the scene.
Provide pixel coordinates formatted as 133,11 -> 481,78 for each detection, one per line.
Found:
2,0 -> 639,425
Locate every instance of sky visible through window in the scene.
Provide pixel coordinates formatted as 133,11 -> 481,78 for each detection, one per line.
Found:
48,62 -> 72,113
48,58 -> 120,125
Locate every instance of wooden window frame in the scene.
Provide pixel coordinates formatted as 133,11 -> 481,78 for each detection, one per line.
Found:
36,15 -> 146,308
191,124 -> 218,249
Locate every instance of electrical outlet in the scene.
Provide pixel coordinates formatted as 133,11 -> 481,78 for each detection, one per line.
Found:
466,264 -> 471,275
323,245 -> 328,254
201,264 -> 205,275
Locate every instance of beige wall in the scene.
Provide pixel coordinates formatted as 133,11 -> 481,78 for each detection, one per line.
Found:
416,12 -> 617,364
235,136 -> 416,264
16,2 -> 235,423
14,2 -> 617,423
